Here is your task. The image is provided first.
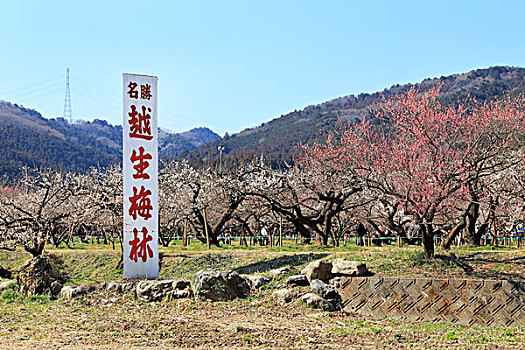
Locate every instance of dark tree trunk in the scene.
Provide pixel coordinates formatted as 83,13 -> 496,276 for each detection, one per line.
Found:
25,240 -> 45,258
463,201 -> 481,246
420,222 -> 434,259
442,222 -> 465,250
319,231 -> 329,245
293,222 -> 311,244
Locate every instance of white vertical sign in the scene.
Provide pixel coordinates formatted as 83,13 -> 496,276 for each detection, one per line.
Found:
123,73 -> 159,279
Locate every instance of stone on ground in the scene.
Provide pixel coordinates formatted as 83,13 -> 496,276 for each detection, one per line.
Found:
331,258 -> 370,276
310,279 -> 342,310
60,285 -> 89,299
302,260 -> 332,282
107,281 -> 136,294
192,269 -> 250,302
310,279 -> 339,300
17,256 -> 63,296
0,280 -> 15,290
269,267 -> 291,276
272,288 -> 302,304
246,275 -> 271,289
286,275 -> 309,287
136,279 -> 191,302
301,293 -> 335,311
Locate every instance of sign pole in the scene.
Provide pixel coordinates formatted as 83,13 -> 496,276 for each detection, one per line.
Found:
122,73 -> 159,279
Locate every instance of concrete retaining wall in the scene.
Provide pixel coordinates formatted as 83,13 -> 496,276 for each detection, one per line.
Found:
339,276 -> 525,327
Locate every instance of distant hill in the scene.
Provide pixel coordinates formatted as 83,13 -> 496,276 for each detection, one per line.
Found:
183,66 -> 525,168
0,101 -> 220,178
159,127 -> 222,160
2,66 -> 524,176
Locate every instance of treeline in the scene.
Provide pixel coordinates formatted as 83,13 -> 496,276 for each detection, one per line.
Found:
0,101 -> 220,178
184,66 -> 525,169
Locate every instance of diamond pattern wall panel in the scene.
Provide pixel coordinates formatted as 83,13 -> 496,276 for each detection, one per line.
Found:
339,277 -> 525,326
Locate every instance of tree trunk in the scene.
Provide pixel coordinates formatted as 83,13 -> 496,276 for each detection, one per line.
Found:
420,222 -> 434,259
442,222 -> 465,250
25,238 -> 45,258
463,201 -> 481,246
290,221 -> 312,244
385,216 -> 411,244
319,231 -> 328,245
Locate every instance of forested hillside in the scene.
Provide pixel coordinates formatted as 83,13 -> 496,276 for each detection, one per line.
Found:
185,66 -> 525,168
2,66 -> 524,176
0,102 -> 220,178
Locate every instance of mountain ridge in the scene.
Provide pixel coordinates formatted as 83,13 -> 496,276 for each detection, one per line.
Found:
1,66 -> 524,176
0,101 -> 220,177
182,66 -> 525,168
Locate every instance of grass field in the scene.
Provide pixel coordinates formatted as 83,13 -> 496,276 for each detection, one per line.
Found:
1,242 -> 525,349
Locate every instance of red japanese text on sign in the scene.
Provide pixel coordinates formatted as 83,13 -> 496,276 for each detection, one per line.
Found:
129,227 -> 154,263
128,105 -> 153,140
141,84 -> 152,100
129,185 -> 153,220
128,81 -> 153,100
130,146 -> 152,180
128,82 -> 139,99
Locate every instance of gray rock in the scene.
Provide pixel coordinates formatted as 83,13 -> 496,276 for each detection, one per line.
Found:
246,275 -> 271,289
167,288 -> 193,300
301,293 -> 335,311
286,275 -> 309,287
97,281 -> 107,291
310,279 -> 339,300
330,277 -> 342,289
173,280 -> 191,289
302,260 -> 332,282
331,259 -> 370,276
107,282 -> 121,293
60,285 -> 88,299
192,269 -> 250,302
17,256 -> 63,296
107,281 -> 136,294
50,280 -> 64,295
310,279 -> 342,309
272,288 -> 301,304
136,279 -> 191,302
0,280 -> 15,290
270,267 -> 291,276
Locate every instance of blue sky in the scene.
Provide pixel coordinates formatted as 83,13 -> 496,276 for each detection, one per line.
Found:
0,0 -> 524,135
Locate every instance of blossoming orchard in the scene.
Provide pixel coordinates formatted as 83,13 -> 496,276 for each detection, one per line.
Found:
1,88 -> 524,260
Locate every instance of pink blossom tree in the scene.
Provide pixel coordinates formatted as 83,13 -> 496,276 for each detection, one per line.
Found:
302,87 -> 525,257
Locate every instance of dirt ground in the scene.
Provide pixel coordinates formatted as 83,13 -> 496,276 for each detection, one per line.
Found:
1,245 -> 525,349
3,290 -> 525,350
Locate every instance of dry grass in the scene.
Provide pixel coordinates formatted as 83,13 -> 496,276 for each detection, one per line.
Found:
1,242 -> 525,349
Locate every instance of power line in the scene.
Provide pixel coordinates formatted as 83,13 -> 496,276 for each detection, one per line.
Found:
2,81 -> 63,100
70,73 -> 114,96
73,85 -> 121,111
0,74 -> 63,96
18,88 -> 63,103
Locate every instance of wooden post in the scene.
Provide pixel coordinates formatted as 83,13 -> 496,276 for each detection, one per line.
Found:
398,236 -> 401,247
203,208 -> 210,249
183,218 -> 188,247
279,215 -> 283,247
492,214 -> 498,246
241,230 -> 247,247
